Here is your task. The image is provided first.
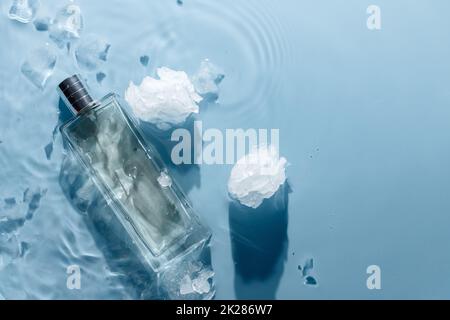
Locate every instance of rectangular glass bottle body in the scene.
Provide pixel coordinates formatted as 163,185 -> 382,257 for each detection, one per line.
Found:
60,93 -> 210,272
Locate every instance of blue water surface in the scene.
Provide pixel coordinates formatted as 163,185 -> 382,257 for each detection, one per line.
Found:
1,0 -> 450,299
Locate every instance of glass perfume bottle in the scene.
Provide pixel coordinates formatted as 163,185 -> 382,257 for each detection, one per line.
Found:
58,75 -> 211,272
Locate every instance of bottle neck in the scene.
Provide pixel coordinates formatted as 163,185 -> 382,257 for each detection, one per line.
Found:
58,75 -> 94,115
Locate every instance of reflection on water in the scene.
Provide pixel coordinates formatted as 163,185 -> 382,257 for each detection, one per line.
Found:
229,184 -> 290,299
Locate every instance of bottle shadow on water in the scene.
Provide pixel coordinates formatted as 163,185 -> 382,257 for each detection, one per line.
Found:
228,183 -> 291,299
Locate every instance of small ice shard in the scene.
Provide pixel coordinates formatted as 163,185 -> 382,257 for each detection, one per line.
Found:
75,35 -> 111,71
179,275 -> 194,295
178,262 -> 214,295
302,258 -> 314,277
8,0 -> 40,23
140,55 -> 149,66
44,142 -> 53,160
96,72 -> 106,84
125,67 -> 202,130
192,59 -> 225,100
33,16 -> 52,31
157,171 -> 172,188
192,269 -> 215,294
4,198 -> 16,209
228,145 -> 287,209
49,4 -> 83,48
304,276 -> 317,286
0,234 -> 21,270
21,44 -> 57,89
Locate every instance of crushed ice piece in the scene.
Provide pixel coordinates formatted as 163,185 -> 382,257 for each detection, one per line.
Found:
8,0 -> 40,23
192,269 -> 215,294
33,16 -> 52,31
157,171 -> 172,188
139,55 -> 149,66
192,59 -> 225,100
49,4 -> 83,48
21,44 -> 57,89
96,72 -> 106,84
302,258 -> 314,277
304,276 -> 317,286
0,234 -> 21,270
228,145 -> 287,209
125,67 -> 202,130
179,262 -> 215,295
75,35 -> 110,71
179,275 -> 194,295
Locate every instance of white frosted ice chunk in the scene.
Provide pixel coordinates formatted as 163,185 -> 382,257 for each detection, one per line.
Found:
192,59 -> 224,99
228,145 -> 287,209
125,67 -> 202,130
49,4 -> 83,48
21,45 -> 57,89
75,35 -> 111,71
8,0 -> 40,23
157,171 -> 172,188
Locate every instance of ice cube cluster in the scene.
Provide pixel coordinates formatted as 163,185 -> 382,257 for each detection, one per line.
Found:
12,2 -> 112,89
125,67 -> 202,130
192,59 -> 225,100
228,145 -> 288,209
8,0 -> 40,24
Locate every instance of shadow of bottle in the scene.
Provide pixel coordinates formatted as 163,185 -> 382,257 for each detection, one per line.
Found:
228,183 -> 290,299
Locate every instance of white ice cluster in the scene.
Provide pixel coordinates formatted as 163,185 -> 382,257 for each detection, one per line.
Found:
125,67 -> 202,130
228,145 -> 287,209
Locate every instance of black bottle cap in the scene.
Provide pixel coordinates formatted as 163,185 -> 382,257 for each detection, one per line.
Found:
58,75 -> 94,113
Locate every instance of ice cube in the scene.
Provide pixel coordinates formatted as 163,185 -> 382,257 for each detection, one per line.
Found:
33,16 -> 52,31
125,67 -> 202,130
21,44 -> 57,90
157,171 -> 172,188
49,4 -> 83,48
228,145 -> 287,209
192,59 -> 225,100
75,35 -> 111,71
8,0 -> 40,23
